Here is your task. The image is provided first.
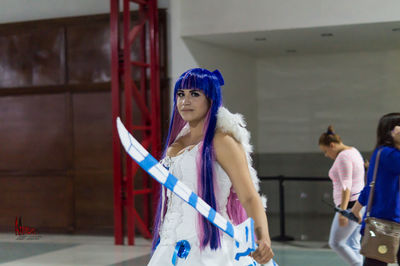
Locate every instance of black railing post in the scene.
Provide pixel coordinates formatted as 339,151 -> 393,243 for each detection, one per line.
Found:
272,175 -> 294,241
259,176 -> 330,242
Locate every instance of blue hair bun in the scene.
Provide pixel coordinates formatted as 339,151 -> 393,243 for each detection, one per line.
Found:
212,69 -> 224,86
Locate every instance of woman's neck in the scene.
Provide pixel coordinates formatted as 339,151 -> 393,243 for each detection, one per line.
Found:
187,119 -> 205,144
335,143 -> 351,156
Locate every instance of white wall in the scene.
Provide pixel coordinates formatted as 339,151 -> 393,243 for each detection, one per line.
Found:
256,50 -> 400,153
180,0 -> 400,36
168,0 -> 259,148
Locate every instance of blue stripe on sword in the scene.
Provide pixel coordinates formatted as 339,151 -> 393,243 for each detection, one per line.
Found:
226,221 -> 234,238
140,155 -> 158,172
207,208 -> 216,221
188,192 -> 198,208
164,173 -> 178,191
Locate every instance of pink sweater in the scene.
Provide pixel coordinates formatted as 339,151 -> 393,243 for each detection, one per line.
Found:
328,147 -> 365,206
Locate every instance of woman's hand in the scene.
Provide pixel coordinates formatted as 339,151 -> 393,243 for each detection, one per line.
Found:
338,214 -> 349,227
352,210 -> 362,224
350,201 -> 363,224
364,159 -> 369,170
251,238 -> 274,265
392,126 -> 400,149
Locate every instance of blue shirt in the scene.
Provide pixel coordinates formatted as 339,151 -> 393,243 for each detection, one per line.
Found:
358,146 -> 400,234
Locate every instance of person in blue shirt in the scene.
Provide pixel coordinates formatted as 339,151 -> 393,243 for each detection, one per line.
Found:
351,112 -> 400,266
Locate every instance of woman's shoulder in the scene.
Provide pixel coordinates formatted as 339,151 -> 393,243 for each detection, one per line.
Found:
375,146 -> 400,175
166,138 -> 185,157
379,146 -> 400,159
340,147 -> 361,157
213,130 -> 238,146
379,145 -> 399,152
334,147 -> 363,164
213,130 -> 243,159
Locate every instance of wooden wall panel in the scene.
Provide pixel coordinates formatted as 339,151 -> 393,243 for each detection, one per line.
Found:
72,92 -> 112,170
0,11 -> 168,234
72,92 -> 113,233
74,170 -> 113,233
0,32 -> 32,87
31,27 -> 66,86
0,176 -> 73,232
0,27 -> 65,88
67,21 -> 111,84
66,16 -> 143,84
0,94 -> 69,171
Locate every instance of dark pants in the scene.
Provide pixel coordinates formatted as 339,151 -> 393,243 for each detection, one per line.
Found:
363,247 -> 400,266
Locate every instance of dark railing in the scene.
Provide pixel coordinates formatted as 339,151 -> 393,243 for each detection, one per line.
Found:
259,175 -> 331,241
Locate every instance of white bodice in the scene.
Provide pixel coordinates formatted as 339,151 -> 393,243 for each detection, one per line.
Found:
158,144 -> 233,246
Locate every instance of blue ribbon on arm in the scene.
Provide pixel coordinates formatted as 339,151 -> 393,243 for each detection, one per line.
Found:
171,240 -> 191,265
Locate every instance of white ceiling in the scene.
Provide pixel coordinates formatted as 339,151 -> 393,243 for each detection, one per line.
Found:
185,21 -> 400,57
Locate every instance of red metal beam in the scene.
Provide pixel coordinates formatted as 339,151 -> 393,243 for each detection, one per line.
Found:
130,0 -> 148,5
111,0 -> 161,246
133,188 -> 153,195
139,6 -> 151,228
131,81 -> 151,122
132,125 -> 151,131
131,61 -> 150,67
110,0 -> 123,245
122,0 -> 136,246
133,209 -> 152,238
148,0 -> 161,217
128,19 -> 146,45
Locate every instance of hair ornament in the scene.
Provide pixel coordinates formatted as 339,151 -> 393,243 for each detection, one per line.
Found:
212,69 -> 224,86
326,128 -> 334,135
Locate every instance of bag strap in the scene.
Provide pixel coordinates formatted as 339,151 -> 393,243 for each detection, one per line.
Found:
366,149 -> 383,218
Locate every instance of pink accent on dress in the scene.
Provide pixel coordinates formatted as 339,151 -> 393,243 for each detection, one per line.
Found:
328,147 -> 365,206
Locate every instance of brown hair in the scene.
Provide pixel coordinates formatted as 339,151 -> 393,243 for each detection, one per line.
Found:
318,125 -> 342,146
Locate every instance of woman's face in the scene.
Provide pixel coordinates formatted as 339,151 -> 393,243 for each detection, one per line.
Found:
176,89 -> 210,123
319,144 -> 337,160
392,125 -> 400,137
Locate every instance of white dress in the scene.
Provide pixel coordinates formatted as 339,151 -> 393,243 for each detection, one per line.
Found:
148,143 -> 258,266
148,107 -> 276,266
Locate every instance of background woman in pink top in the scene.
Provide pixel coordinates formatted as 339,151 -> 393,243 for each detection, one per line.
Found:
319,126 -> 365,266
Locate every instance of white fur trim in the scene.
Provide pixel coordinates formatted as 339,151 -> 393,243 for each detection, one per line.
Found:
217,107 -> 267,208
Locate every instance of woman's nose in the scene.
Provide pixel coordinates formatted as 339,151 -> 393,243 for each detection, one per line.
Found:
182,96 -> 191,105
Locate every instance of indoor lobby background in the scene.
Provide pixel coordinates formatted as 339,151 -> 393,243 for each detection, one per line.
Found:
1,1 -> 399,265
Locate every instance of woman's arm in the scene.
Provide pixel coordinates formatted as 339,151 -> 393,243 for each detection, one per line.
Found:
213,132 -> 273,264
340,188 -> 351,210
335,153 -> 354,226
339,188 -> 351,226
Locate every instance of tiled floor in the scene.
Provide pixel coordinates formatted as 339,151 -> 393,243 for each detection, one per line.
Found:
0,234 -> 397,266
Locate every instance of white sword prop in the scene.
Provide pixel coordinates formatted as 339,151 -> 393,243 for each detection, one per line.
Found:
116,117 -> 270,263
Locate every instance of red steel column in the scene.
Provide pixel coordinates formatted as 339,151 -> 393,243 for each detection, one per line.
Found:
110,0 -> 123,245
111,0 -> 161,246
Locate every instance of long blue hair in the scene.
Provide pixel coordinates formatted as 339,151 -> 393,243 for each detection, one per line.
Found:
152,68 -> 224,250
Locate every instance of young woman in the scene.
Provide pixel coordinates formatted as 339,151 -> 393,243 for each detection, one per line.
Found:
319,126 -> 365,266
148,68 -> 274,265
351,113 -> 400,266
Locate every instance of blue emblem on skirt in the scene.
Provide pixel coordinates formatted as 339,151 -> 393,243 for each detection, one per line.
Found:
172,240 -> 191,265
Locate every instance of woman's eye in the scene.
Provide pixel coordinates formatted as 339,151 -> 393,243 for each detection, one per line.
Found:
191,91 -> 200,97
177,92 -> 184,97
